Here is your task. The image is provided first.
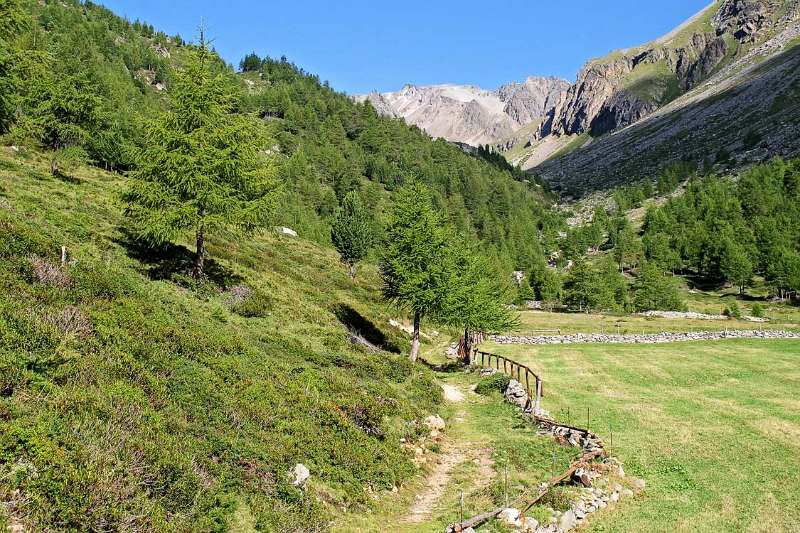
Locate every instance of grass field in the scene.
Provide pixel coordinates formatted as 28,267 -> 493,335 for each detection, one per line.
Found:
514,307 -> 800,336
483,338 -> 800,532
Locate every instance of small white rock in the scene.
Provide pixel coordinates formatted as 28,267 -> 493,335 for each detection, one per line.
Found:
289,463 -> 310,487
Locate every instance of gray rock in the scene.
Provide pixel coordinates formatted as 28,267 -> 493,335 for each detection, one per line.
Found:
424,415 -> 445,432
559,510 -> 577,531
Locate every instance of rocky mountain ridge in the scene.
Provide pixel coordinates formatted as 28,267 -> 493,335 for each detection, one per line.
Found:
538,0 -> 784,141
355,77 -> 568,147
524,0 -> 800,195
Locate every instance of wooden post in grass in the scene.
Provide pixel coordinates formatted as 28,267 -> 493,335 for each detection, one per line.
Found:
534,377 -> 542,413
525,371 -> 530,398
61,246 -> 67,266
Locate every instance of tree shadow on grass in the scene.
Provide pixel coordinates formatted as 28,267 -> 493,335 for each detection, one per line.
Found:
52,170 -> 82,185
418,359 -> 464,373
116,230 -> 242,289
332,304 -> 401,354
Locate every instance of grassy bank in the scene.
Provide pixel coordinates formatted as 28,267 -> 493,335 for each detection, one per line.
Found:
513,305 -> 800,336
0,147 -> 444,530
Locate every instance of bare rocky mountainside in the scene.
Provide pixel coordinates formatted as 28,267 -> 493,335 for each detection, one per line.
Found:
527,0 -> 800,195
355,77 -> 568,147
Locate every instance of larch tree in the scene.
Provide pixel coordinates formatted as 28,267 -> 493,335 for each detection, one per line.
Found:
331,190 -> 374,281
720,239 -> 754,295
124,36 -> 281,278
443,244 -> 518,363
381,181 -> 454,362
632,261 -> 685,312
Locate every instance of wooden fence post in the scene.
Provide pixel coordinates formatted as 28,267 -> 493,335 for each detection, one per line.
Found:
525,371 -> 530,397
534,377 -> 542,414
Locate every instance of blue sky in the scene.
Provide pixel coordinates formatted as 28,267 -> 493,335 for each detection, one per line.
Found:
101,0 -> 712,94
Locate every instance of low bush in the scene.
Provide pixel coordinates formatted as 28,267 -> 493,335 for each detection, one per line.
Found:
231,289 -> 273,318
475,373 -> 511,396
723,302 -> 742,319
751,303 -> 765,318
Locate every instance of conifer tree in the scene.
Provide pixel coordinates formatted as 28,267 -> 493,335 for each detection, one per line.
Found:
239,52 -> 262,73
614,225 -> 642,272
443,244 -> 517,361
0,0 -> 26,133
124,36 -> 281,278
381,182 -> 455,362
563,259 -> 598,312
331,191 -> 374,280
632,262 -> 685,311
720,240 -> 753,295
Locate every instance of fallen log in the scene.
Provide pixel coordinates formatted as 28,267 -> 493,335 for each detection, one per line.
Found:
445,507 -> 504,532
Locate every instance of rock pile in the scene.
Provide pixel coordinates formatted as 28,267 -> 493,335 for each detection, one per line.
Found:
505,379 -> 530,410
639,310 -> 768,322
491,329 -> 799,346
539,422 -> 604,455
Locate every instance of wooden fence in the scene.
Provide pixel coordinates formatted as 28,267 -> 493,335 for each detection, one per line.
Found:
475,350 -> 543,414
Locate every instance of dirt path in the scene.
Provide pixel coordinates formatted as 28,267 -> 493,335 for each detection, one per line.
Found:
402,384 -> 494,524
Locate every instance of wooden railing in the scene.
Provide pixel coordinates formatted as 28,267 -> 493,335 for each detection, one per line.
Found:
475,350 -> 543,414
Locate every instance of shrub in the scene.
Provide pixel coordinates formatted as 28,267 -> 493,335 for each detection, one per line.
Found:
751,303 -> 765,318
44,306 -> 94,338
230,289 -> 273,318
723,302 -> 742,319
29,255 -> 71,288
539,486 -> 578,512
475,373 -> 511,396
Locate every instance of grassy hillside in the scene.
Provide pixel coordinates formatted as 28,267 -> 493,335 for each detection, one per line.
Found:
485,336 -> 800,531
0,148 -> 447,530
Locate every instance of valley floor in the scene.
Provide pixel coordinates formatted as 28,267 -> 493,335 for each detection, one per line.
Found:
484,338 -> 800,532
338,322 -> 800,532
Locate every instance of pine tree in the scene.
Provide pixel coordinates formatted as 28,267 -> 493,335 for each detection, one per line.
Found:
381,182 -> 455,362
614,225 -> 642,272
331,191 -> 374,280
124,37 -> 281,278
720,240 -> 753,295
239,52 -> 262,73
563,259 -> 598,312
529,262 -> 562,310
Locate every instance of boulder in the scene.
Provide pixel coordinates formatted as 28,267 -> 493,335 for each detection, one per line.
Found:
424,415 -> 446,432
499,507 -> 521,525
559,509 -> 577,531
289,463 -> 310,487
275,226 -> 298,237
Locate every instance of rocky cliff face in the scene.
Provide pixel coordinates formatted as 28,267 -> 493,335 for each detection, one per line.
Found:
497,77 -> 569,126
538,0 -> 795,141
526,0 -> 800,196
354,77 -> 568,147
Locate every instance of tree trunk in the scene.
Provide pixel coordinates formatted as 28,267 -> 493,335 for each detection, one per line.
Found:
409,311 -> 421,363
192,228 -> 205,279
349,263 -> 357,281
464,327 -> 471,365
50,158 -> 58,176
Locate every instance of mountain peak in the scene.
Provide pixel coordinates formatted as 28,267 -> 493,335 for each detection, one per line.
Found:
356,76 -> 569,147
